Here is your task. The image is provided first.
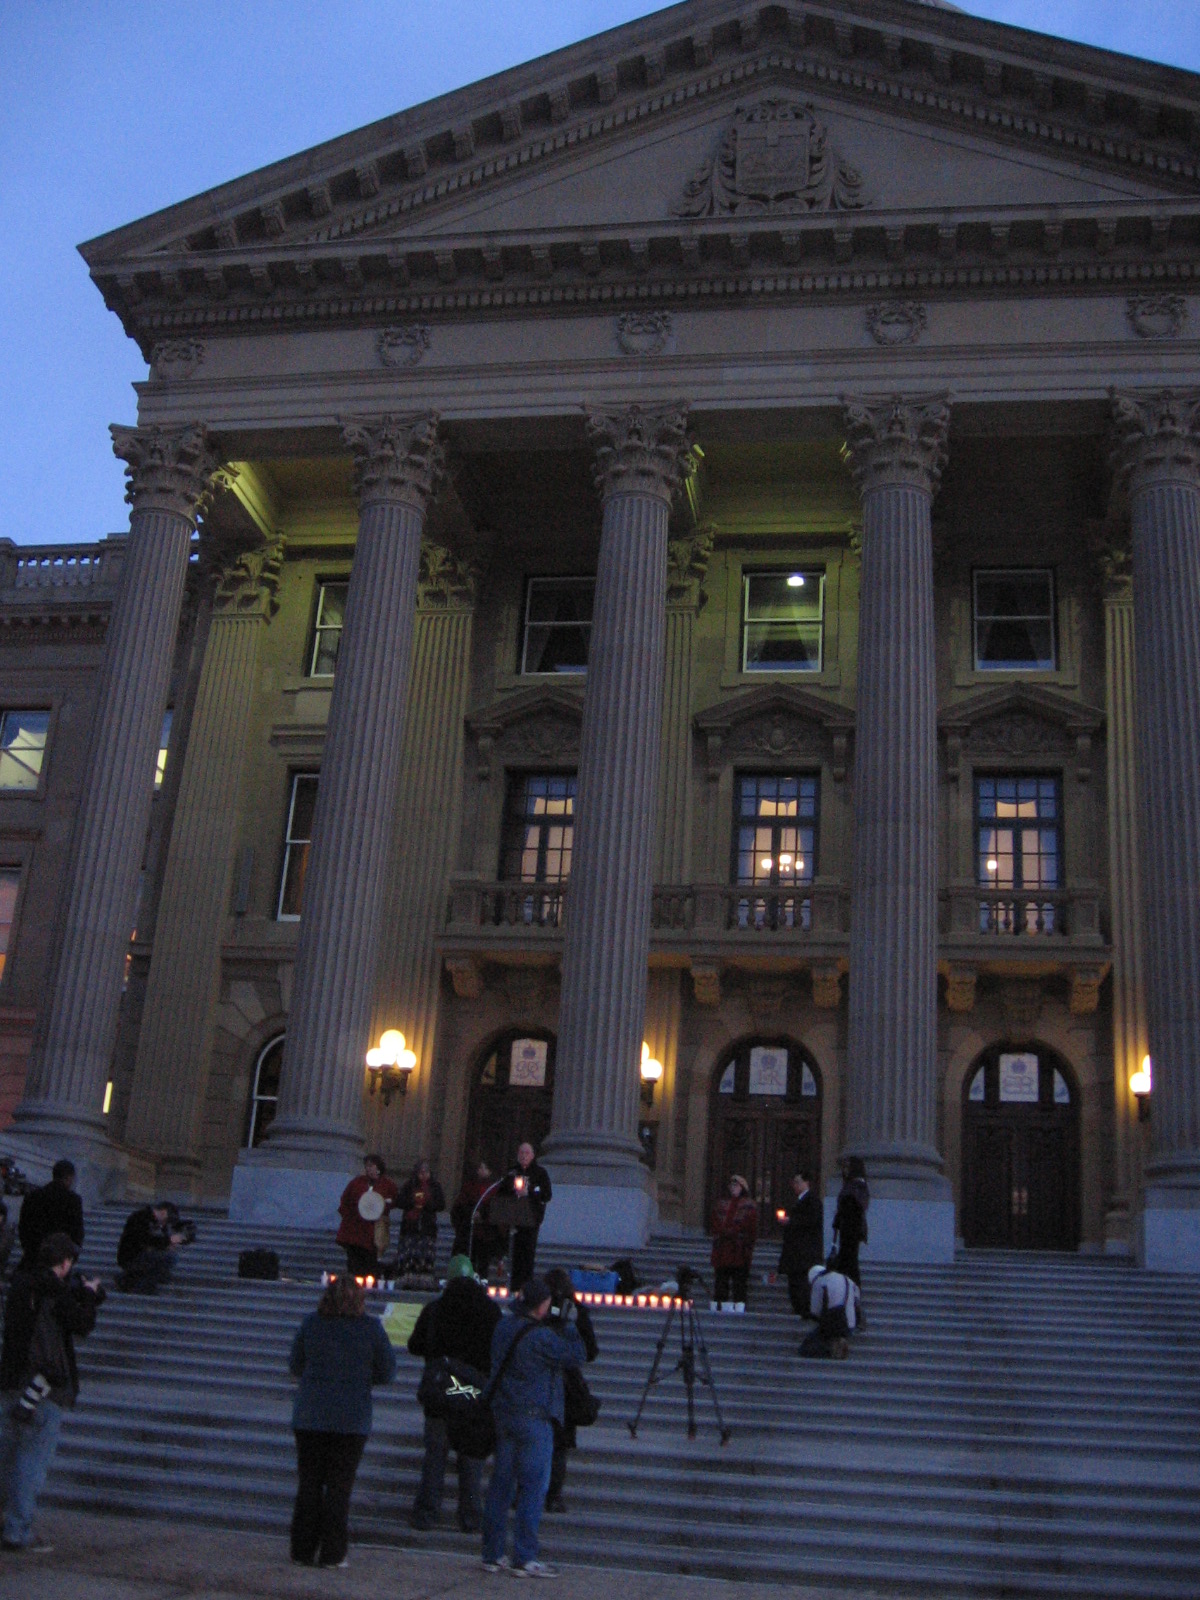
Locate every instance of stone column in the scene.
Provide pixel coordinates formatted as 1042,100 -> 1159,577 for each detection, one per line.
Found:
230,414 -> 443,1226
540,404 -> 692,1249
655,527 -> 713,884
10,424 -> 218,1191
841,395 -> 954,1262
1111,390 -> 1200,1271
123,535 -> 284,1194
1102,569 -> 1149,1251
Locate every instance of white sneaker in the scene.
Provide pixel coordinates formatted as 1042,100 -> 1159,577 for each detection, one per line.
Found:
482,1555 -> 511,1573
511,1560 -> 558,1578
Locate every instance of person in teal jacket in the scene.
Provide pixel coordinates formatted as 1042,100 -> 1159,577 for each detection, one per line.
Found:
288,1274 -> 396,1568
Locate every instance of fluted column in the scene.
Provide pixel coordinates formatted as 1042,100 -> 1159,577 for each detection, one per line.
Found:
841,395 -> 954,1261
540,404 -> 692,1249
123,536 -> 284,1193
1111,390 -> 1200,1271
231,414 -> 442,1225
11,424 -> 218,1184
655,527 -> 713,883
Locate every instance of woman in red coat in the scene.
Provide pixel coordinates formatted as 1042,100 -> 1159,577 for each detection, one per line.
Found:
335,1154 -> 398,1278
710,1174 -> 758,1311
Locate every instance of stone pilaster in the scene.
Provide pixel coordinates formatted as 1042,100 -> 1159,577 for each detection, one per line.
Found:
123,533 -> 284,1195
841,394 -> 954,1261
230,414 -> 443,1226
540,404 -> 692,1249
11,424 -> 219,1191
1111,390 -> 1200,1270
643,966 -> 683,1216
365,540 -> 477,1175
656,526 -> 713,884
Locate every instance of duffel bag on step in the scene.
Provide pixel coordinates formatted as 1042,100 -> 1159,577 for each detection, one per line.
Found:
238,1248 -> 280,1280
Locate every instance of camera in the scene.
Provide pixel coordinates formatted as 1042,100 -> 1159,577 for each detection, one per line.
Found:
163,1203 -> 197,1244
676,1265 -> 706,1302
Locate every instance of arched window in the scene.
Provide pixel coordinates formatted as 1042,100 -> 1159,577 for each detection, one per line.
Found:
245,1034 -> 285,1148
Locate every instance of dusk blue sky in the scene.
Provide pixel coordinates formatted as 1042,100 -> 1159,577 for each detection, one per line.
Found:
3,2 -> 1198,546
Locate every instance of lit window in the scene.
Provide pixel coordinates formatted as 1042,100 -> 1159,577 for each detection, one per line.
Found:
246,1034 -> 285,1147
520,578 -> 594,675
498,773 -> 576,926
742,572 -> 824,673
973,570 -> 1056,671
733,774 -> 818,929
308,582 -> 348,677
976,776 -> 1061,934
0,710 -> 50,791
0,867 -> 20,978
155,709 -> 173,790
277,774 -> 318,920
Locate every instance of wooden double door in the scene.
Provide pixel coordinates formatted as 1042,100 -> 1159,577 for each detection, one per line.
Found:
706,1039 -> 822,1240
961,1046 -> 1080,1251
464,1029 -> 555,1184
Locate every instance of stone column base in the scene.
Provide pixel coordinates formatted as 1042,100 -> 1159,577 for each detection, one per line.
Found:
229,1157 -> 351,1231
538,1181 -> 657,1252
823,1193 -> 956,1264
1140,1188 -> 1200,1274
2,1125 -> 128,1206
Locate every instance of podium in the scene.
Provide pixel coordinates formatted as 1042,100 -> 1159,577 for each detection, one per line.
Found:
490,1195 -> 538,1231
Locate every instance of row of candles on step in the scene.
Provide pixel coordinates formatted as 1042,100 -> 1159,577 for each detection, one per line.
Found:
318,1271 -> 690,1308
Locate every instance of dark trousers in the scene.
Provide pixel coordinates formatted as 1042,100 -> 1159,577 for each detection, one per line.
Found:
343,1245 -> 377,1278
834,1241 -> 861,1287
412,1414 -> 483,1530
117,1248 -> 174,1294
786,1273 -> 811,1317
510,1226 -> 539,1292
547,1432 -> 568,1505
714,1266 -> 749,1304
291,1429 -> 367,1566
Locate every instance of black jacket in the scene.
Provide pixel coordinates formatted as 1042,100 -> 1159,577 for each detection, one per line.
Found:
778,1189 -> 824,1278
17,1181 -> 84,1265
396,1175 -> 446,1238
501,1162 -> 552,1227
407,1276 -> 500,1375
0,1263 -> 103,1406
117,1207 -> 171,1270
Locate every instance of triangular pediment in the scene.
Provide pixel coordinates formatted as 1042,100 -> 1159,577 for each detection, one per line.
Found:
695,682 -> 855,734
939,683 -> 1103,738
466,685 -> 584,742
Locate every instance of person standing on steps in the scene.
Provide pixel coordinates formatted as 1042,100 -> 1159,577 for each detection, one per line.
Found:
542,1268 -> 598,1515
710,1174 -> 758,1311
334,1154 -> 397,1280
407,1254 -> 500,1533
831,1156 -> 870,1288
777,1170 -> 824,1316
288,1273 -> 395,1568
0,1231 -> 104,1552
16,1161 -> 83,1270
481,1275 -> 584,1578
395,1159 -> 445,1282
499,1143 -> 552,1293
451,1161 -> 503,1282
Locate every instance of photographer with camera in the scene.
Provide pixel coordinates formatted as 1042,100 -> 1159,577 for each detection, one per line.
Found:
0,1231 -> 104,1551
541,1268 -> 599,1514
115,1202 -> 190,1295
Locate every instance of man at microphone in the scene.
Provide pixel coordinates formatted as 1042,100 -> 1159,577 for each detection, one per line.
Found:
498,1143 -> 552,1293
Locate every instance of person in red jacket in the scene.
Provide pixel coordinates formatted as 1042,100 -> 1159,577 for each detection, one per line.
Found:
709,1174 -> 758,1311
335,1155 -> 397,1279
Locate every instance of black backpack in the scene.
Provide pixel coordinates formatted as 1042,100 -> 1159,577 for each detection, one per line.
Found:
237,1249 -> 279,1280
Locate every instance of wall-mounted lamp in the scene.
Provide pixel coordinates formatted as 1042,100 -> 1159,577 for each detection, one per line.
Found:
1130,1055 -> 1152,1123
640,1042 -> 663,1108
365,1028 -> 416,1105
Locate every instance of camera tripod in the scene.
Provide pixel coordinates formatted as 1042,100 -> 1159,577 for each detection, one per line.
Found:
628,1292 -> 731,1444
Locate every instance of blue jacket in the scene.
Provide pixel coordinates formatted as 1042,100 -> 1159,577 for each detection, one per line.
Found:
289,1311 -> 396,1435
489,1309 -> 585,1427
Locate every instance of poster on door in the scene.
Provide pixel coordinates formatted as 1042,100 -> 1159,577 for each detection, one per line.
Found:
748,1046 -> 788,1096
510,1038 -> 547,1087
999,1052 -> 1039,1103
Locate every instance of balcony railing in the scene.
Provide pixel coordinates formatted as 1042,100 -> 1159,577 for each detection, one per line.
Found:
448,881 -> 700,933
943,886 -> 1103,944
0,540 -> 126,596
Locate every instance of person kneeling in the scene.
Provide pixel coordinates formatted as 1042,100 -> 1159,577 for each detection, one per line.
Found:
799,1263 -> 860,1360
116,1203 -> 185,1294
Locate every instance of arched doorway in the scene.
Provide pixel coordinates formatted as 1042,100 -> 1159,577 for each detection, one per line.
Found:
244,1034 -> 284,1148
706,1038 -> 822,1239
463,1028 -> 556,1183
961,1043 -> 1081,1251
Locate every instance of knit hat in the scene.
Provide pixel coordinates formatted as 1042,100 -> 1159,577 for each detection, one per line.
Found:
520,1275 -> 552,1310
445,1254 -> 475,1280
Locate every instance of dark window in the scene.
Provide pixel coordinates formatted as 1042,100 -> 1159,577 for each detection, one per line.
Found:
309,581 -> 349,677
277,773 -> 318,920
973,569 -> 1056,671
246,1034 -> 284,1148
498,773 -> 576,926
742,571 -> 824,673
733,773 -> 818,930
520,578 -> 594,675
976,775 -> 1061,934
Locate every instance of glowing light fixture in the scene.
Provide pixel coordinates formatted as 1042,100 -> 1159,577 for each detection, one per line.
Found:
1131,1055 -> 1152,1121
761,857 -> 773,871
786,573 -> 805,588
986,858 -> 999,874
366,1030 -> 416,1103
641,1041 -> 663,1107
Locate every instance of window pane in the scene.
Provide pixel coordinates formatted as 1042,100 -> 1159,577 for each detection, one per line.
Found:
521,579 -> 594,674
0,867 -> 20,978
974,569 -> 1055,670
278,774 -> 319,919
501,773 -> 577,884
309,582 -> 349,677
155,709 -> 173,790
743,572 -> 824,673
0,711 -> 49,791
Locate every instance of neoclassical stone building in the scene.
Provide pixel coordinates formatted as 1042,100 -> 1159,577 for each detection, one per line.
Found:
4,0 -> 1200,1264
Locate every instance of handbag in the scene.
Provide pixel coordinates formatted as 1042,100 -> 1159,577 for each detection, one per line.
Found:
373,1215 -> 390,1255
445,1320 -> 538,1460
562,1363 -> 600,1429
417,1355 -> 488,1419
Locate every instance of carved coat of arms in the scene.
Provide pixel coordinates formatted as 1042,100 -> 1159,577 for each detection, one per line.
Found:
675,99 -> 868,217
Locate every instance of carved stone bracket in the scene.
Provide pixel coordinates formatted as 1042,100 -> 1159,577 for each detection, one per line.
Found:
1126,294 -> 1188,340
944,964 -> 977,1014
811,962 -> 843,1009
1111,388 -> 1200,491
690,960 -> 721,1007
586,403 -> 693,504
1069,965 -> 1105,1016
418,538 -> 478,610
675,98 -> 868,218
667,524 -> 714,608
110,423 -> 222,524
340,411 -> 444,511
841,394 -> 951,497
445,954 -> 483,1000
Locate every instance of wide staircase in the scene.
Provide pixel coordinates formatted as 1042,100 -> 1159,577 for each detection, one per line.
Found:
28,1208 -> 1200,1597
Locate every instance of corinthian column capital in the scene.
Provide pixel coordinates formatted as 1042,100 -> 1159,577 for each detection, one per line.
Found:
842,394 -> 951,497
586,403 -> 693,503
340,412 -> 444,512
1111,388 -> 1200,490
110,423 -> 221,523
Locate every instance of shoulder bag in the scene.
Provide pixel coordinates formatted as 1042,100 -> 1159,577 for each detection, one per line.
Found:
444,1319 -> 538,1460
